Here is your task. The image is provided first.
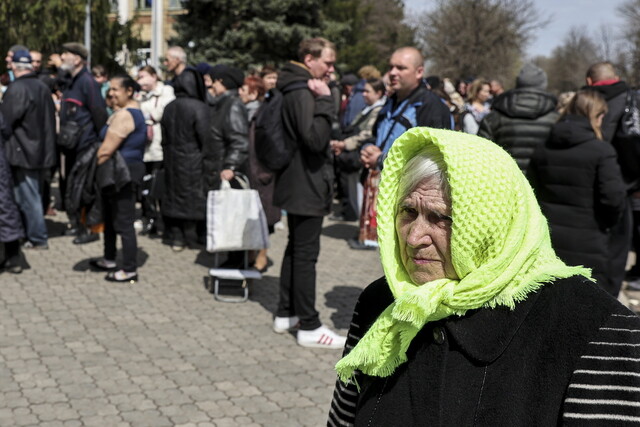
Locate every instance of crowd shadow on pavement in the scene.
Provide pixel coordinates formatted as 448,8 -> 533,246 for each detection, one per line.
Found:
72,248 -> 150,272
325,285 -> 363,329
322,223 -> 358,241
45,218 -> 70,238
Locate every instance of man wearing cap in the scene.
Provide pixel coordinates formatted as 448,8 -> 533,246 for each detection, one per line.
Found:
478,63 -> 558,172
1,44 -> 29,92
58,42 -> 108,243
205,65 -> 249,189
0,50 -> 56,250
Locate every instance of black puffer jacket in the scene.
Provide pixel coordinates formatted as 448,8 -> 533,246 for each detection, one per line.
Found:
478,88 -> 558,171
204,89 -> 248,191
0,73 -> 56,169
527,115 -> 626,289
161,69 -> 211,220
273,62 -> 335,217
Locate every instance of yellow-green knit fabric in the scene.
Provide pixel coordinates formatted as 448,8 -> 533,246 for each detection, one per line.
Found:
335,127 -> 591,382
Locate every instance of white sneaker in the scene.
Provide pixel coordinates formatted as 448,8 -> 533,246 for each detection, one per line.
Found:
297,325 -> 346,349
273,316 -> 300,334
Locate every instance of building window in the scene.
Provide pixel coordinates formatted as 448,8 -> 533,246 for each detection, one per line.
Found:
168,0 -> 183,9
136,0 -> 152,9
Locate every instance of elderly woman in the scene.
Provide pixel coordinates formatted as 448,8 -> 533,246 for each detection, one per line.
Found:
328,128 -> 640,425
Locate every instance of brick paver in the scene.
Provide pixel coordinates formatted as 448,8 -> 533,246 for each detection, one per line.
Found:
0,214 -> 382,426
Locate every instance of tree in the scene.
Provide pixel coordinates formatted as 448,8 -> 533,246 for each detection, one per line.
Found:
412,0 -> 548,83
617,0 -> 640,86
173,0 -> 413,73
0,0 -> 143,75
331,0 -> 414,73
540,27 -> 599,93
173,0 -> 330,69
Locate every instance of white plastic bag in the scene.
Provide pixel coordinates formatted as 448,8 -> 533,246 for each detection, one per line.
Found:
206,178 -> 270,252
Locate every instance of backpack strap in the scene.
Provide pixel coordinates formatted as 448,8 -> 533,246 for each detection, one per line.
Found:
280,80 -> 310,95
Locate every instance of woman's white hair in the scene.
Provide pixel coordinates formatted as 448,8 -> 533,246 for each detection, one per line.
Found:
397,145 -> 450,207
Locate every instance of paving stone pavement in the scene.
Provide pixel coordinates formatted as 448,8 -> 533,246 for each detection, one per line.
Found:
0,214 -> 382,426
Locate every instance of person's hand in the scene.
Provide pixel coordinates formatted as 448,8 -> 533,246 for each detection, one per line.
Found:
360,145 -> 382,169
330,140 -> 345,156
307,79 -> 331,97
220,169 -> 235,181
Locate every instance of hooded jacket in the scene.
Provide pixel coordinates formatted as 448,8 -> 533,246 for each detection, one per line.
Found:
527,115 -> 626,289
273,62 -> 335,217
1,73 -> 56,169
161,68 -> 212,220
478,88 -> 558,171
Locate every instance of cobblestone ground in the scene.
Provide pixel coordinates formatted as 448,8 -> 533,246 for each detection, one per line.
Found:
0,213 -> 382,426
2,214 -> 639,426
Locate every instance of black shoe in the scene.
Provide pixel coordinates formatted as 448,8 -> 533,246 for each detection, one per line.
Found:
105,270 -> 138,283
2,259 -> 23,274
347,238 -> 378,250
22,241 -> 49,250
89,259 -> 117,271
73,232 -> 99,245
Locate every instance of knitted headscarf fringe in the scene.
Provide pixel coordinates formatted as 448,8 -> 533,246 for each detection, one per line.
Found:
336,127 -> 592,383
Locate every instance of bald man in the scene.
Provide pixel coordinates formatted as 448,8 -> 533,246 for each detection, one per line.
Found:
353,47 -> 451,250
586,61 -> 636,296
359,47 -> 451,172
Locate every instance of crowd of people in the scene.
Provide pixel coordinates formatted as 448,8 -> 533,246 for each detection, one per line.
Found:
0,37 -> 639,354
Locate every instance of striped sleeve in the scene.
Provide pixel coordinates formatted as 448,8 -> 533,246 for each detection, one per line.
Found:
563,311 -> 640,424
328,303 -> 364,426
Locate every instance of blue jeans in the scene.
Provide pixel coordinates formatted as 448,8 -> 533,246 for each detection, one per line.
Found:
13,168 -> 48,246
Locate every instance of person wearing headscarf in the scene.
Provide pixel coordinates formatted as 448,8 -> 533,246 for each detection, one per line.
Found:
160,68 -> 211,251
328,127 -> 640,425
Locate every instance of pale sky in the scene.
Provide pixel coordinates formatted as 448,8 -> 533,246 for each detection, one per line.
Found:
404,0 -> 627,58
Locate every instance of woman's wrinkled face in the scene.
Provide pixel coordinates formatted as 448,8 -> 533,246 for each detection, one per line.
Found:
396,178 -> 457,284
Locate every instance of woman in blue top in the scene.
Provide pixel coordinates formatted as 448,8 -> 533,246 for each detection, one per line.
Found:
91,74 -> 146,283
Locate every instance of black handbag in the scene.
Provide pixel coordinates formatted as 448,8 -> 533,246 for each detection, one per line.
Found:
57,121 -> 89,150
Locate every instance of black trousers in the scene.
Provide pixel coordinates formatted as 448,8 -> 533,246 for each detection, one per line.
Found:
607,198 -> 632,296
102,182 -> 138,272
277,214 -> 323,330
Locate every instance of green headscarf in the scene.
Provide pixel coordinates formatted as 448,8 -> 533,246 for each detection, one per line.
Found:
335,127 -> 591,383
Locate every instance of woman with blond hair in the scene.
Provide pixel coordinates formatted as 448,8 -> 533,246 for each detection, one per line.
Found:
528,89 -> 626,296
461,78 -> 491,134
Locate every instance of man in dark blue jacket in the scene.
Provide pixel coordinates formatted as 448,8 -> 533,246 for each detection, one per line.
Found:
59,42 -> 108,243
1,50 -> 56,250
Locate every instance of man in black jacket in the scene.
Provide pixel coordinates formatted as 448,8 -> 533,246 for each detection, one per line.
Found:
0,50 -> 56,249
273,37 -> 346,349
586,62 -> 636,294
59,42 -> 108,244
478,63 -> 558,171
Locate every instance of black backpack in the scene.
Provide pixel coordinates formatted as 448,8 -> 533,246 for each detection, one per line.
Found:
616,89 -> 640,139
614,89 -> 640,189
254,81 -> 309,171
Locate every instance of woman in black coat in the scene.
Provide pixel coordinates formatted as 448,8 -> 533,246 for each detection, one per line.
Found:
161,69 -> 211,251
0,115 -> 25,273
528,89 -> 627,295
